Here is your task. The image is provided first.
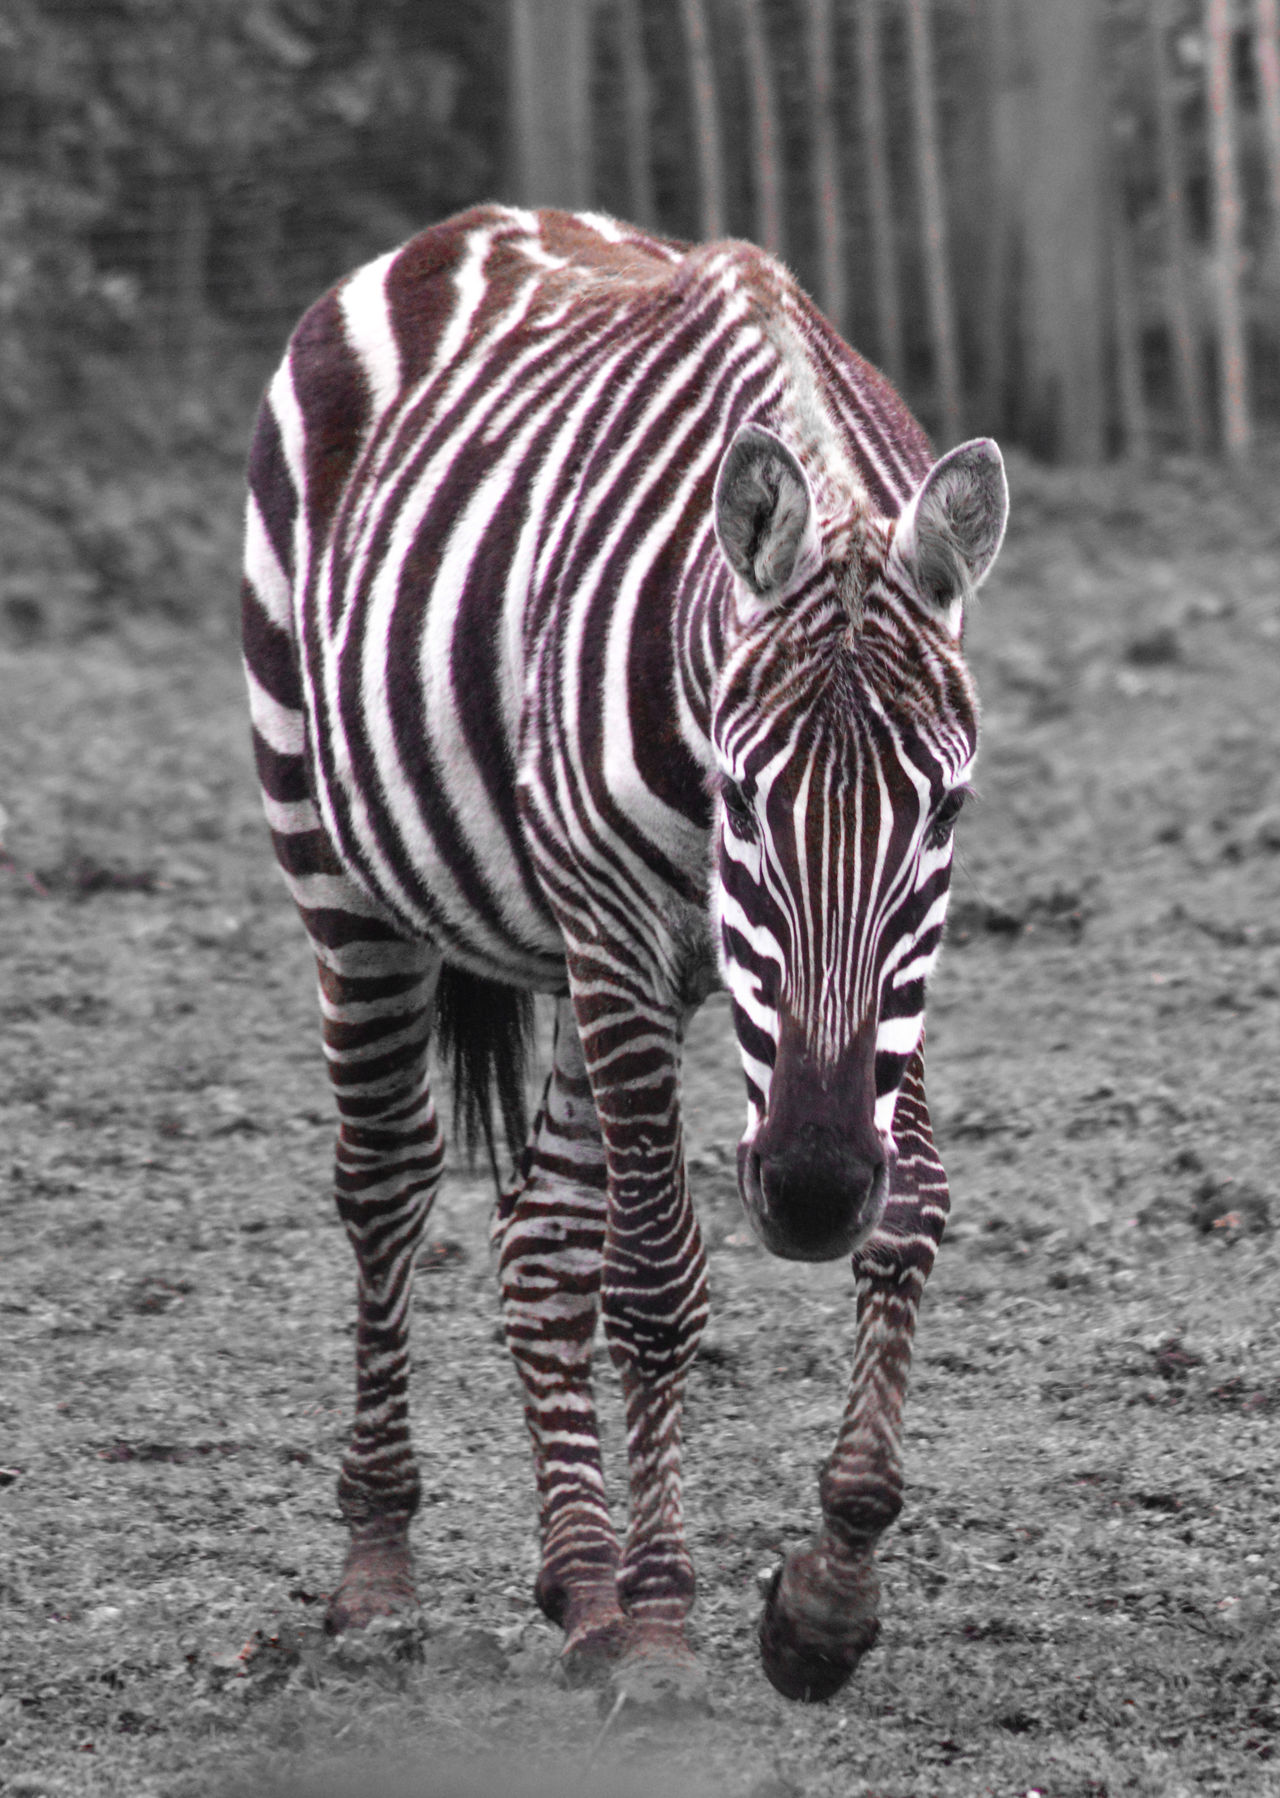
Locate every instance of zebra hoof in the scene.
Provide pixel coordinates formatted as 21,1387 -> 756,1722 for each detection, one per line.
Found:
605,1637 -> 711,1718
325,1531 -> 418,1635
561,1613 -> 630,1685
539,1571 -> 628,1682
757,1557 -> 880,1703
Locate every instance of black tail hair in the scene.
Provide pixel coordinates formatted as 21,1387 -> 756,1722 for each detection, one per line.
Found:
433,964 -> 535,1187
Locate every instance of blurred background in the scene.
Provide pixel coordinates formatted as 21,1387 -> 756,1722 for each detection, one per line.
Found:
2,0 -> 1278,640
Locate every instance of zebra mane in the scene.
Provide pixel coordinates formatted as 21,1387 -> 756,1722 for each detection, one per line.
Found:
676,237 -> 867,523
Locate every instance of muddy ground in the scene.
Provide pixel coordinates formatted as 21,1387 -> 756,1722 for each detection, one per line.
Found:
2,451 -> 1279,1798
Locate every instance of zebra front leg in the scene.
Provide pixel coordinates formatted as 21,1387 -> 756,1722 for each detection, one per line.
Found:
497,1001 -> 627,1672
758,1049 -> 945,1700
312,933 -> 444,1634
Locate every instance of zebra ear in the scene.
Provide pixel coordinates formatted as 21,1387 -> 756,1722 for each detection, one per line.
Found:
714,425 -> 816,602
892,438 -> 1008,628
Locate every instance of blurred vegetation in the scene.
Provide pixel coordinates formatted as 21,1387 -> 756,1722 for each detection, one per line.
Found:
0,0 -> 502,639
1,0 -> 1277,642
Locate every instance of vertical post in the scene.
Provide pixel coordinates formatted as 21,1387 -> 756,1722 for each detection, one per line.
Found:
738,0 -> 782,256
1109,157 -> 1149,461
616,0 -> 657,227
679,0 -> 726,239
1011,0 -> 1108,463
1148,0 -> 1208,453
976,0 -> 1012,434
856,0 -> 903,385
905,0 -> 963,443
1255,0 -> 1280,269
804,0 -> 846,332
509,0 -> 594,211
1206,0 -> 1250,457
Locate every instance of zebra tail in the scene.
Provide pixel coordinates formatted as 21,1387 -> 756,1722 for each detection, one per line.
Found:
434,965 -> 535,1185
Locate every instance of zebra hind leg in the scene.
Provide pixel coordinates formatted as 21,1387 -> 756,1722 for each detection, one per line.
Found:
310,921 -> 445,1634
496,999 -> 627,1676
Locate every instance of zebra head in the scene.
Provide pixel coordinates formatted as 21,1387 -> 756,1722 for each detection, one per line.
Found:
710,425 -> 1008,1262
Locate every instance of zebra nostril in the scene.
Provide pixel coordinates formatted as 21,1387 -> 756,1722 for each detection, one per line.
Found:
760,1126 -> 879,1208
748,1126 -> 886,1261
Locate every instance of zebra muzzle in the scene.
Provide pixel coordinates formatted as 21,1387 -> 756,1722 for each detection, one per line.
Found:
740,1133 -> 890,1261
738,1016 -> 891,1261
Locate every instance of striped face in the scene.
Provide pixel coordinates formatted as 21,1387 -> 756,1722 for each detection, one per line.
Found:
710,426 -> 1006,1261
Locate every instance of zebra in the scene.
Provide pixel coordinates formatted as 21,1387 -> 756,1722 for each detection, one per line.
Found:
241,203 -> 1008,1707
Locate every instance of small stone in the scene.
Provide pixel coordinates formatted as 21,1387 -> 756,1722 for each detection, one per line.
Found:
1124,625 -> 1181,667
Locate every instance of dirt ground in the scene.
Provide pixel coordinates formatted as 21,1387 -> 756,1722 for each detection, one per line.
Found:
2,450 -> 1279,1798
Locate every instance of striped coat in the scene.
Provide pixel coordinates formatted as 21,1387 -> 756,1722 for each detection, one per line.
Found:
243,204 -> 1007,1704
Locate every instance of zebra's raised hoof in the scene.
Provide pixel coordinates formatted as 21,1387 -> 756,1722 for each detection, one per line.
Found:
324,1527 -> 419,1636
757,1558 -> 880,1703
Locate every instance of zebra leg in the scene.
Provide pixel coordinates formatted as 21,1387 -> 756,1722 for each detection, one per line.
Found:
244,551 -> 442,1629
311,924 -> 444,1633
758,1046 -> 945,1701
588,997 -> 711,1702
496,1000 -> 626,1671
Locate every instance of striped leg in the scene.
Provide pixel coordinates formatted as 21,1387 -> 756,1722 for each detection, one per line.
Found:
246,625 -> 445,1625
246,676 -> 445,1632
244,571 -> 444,1630
496,1001 -> 625,1669
758,1045 -> 946,1701
581,986 -> 711,1701
317,927 -> 444,1632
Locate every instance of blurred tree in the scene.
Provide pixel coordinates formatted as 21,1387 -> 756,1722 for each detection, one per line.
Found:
1260,0 -> 1280,238
804,0 -> 845,331
855,0 -> 903,387
1147,0 -> 1209,451
510,0 -> 593,209
0,0 -> 500,409
679,0 -> 725,237
993,0 -> 1110,461
615,0 -> 658,226
737,0 -> 781,255
1109,135 -> 1150,459
1205,0 -> 1249,455
2,0 -> 1277,477
976,0 -> 1012,435
905,0 -> 961,443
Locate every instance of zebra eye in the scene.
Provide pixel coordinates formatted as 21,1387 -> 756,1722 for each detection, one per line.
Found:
925,786 -> 967,849
720,777 -> 757,837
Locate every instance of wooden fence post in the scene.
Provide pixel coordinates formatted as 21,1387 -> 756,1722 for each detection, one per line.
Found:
1109,155 -> 1150,460
905,0 -> 962,443
1206,0 -> 1250,457
616,0 -> 657,227
1005,0 -> 1109,462
679,0 -> 726,239
1148,0 -> 1209,453
854,0 -> 902,384
509,0 -> 594,210
738,0 -> 782,256
804,0 -> 846,332
977,0 -> 1013,436
1255,0 -> 1280,272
